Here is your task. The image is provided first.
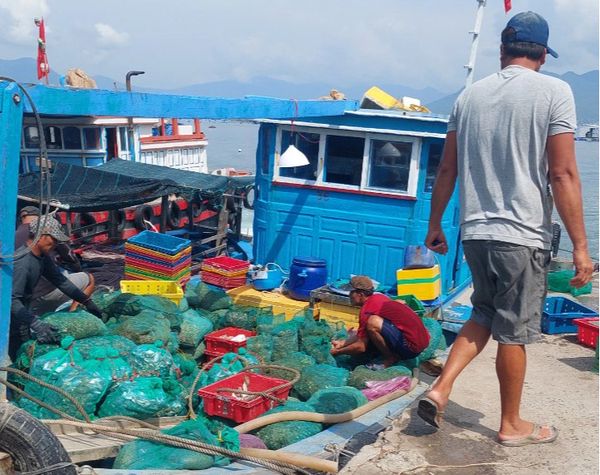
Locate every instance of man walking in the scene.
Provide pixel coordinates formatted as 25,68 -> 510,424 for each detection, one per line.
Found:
418,11 -> 593,446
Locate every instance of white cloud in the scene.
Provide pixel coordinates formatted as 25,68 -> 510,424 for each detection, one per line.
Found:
94,22 -> 128,46
0,0 -> 49,44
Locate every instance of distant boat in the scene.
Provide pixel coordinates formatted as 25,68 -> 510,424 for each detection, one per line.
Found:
575,123 -> 599,142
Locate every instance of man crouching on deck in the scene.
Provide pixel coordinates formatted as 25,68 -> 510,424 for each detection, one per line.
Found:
330,275 -> 430,367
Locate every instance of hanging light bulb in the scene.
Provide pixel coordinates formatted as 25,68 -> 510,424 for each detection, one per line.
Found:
279,144 -> 309,168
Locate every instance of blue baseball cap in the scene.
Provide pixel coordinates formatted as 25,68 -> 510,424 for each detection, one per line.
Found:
503,11 -> 558,58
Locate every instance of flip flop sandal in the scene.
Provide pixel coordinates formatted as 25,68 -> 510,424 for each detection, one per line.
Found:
417,397 -> 444,428
498,424 -> 558,447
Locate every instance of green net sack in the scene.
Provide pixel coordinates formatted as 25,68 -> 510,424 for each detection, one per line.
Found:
548,270 -> 593,296
198,353 -> 245,388
269,352 -> 316,381
294,364 -> 349,401
20,342 -> 111,420
348,364 -> 412,389
106,294 -> 183,328
271,321 -> 299,361
167,332 -> 180,354
202,309 -> 228,329
91,289 -> 122,312
255,400 -> 322,450
98,376 -> 185,419
256,312 -> 286,334
113,417 -> 239,470
221,306 -> 258,331
130,342 -> 176,378
416,317 -> 443,362
40,309 -> 107,340
192,342 -> 206,360
85,347 -> 132,382
178,296 -> 189,312
178,309 -> 214,348
246,335 -> 273,363
306,386 -> 368,414
112,311 -> 171,345
300,335 -> 337,365
185,281 -> 233,311
73,335 -> 136,360
13,340 -> 58,373
173,353 -> 200,408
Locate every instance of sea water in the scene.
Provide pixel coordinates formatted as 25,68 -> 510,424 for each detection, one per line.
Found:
204,121 -> 599,259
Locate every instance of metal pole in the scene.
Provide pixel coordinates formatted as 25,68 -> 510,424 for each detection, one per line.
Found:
125,70 -> 145,161
465,0 -> 487,88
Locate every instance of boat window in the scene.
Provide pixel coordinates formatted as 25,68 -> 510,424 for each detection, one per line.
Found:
44,126 -> 62,149
83,128 -> 100,150
424,142 -> 443,193
24,126 -> 40,148
324,135 -> 365,186
279,131 -> 320,180
119,127 -> 128,151
367,140 -> 412,192
63,126 -> 82,150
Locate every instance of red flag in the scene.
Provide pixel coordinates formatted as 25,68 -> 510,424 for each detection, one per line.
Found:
504,0 -> 512,13
36,18 -> 49,81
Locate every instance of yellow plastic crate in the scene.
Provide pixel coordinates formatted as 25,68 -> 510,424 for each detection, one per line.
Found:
120,280 -> 184,305
227,285 -> 311,320
396,265 -> 441,301
315,302 -> 360,330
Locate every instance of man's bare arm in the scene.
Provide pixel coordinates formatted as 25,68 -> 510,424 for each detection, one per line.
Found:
547,132 -> 593,287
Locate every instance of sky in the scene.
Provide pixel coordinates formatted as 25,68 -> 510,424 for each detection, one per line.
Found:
0,0 -> 597,94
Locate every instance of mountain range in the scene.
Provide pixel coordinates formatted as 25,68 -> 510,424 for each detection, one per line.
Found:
1,57 -> 597,123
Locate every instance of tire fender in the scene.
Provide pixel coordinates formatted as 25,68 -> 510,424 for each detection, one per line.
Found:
134,205 -> 154,231
167,201 -> 182,229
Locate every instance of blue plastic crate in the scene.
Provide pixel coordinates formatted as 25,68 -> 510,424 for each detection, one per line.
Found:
127,230 -> 191,256
541,296 -> 599,334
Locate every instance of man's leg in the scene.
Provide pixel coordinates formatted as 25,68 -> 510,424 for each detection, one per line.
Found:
70,273 -> 95,311
496,343 -> 555,441
365,315 -> 398,367
425,319 -> 491,411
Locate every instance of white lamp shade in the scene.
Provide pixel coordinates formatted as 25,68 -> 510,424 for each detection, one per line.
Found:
279,144 -> 309,168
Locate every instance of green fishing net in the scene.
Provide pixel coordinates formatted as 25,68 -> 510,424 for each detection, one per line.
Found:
13,340 -> 58,373
40,309 -> 107,340
294,364 -> 349,401
85,347 -> 132,381
246,335 -> 273,363
130,341 -> 176,378
269,352 -> 315,381
112,311 -> 171,345
20,341 -> 111,420
220,306 -> 258,331
202,309 -> 228,329
197,353 -> 244,389
415,317 -> 443,362
192,341 -> 206,360
178,309 -> 214,348
256,312 -> 286,334
113,417 -> 239,470
299,335 -> 336,365
178,296 -> 189,311
185,281 -> 233,311
106,293 -> 183,329
348,364 -> 412,389
271,320 -> 299,361
254,400 -> 323,450
167,331 -> 180,353
72,335 -> 136,360
98,376 -> 185,419
91,289 -> 122,312
306,386 -> 368,414
548,270 -> 593,296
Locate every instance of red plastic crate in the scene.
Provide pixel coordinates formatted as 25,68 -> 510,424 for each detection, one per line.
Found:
574,318 -> 599,348
198,372 -> 291,423
201,256 -> 249,277
205,327 -> 256,355
201,272 -> 246,289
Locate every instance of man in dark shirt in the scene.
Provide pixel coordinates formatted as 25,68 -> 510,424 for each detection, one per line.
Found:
330,275 -> 430,367
10,216 -> 103,359
15,206 -> 95,314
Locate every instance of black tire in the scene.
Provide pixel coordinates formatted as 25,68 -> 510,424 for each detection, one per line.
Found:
167,201 -> 181,229
242,186 -> 255,210
115,209 -> 126,232
134,205 -> 154,230
72,212 -> 97,241
0,402 -> 77,474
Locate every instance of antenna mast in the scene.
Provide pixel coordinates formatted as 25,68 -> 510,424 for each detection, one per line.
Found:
464,0 -> 487,88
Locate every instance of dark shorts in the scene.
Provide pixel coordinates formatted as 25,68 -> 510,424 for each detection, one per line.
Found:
381,319 -> 421,359
463,240 -> 551,345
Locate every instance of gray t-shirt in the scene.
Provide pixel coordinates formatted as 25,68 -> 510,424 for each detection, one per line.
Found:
448,65 -> 577,249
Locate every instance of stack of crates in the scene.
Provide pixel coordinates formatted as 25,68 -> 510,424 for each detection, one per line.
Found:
125,230 -> 191,285
200,256 -> 249,289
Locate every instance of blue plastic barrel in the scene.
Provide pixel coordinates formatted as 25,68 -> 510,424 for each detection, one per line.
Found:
286,257 -> 327,301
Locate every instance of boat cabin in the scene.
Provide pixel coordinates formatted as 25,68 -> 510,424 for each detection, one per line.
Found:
20,116 -> 208,173
253,109 -> 471,300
